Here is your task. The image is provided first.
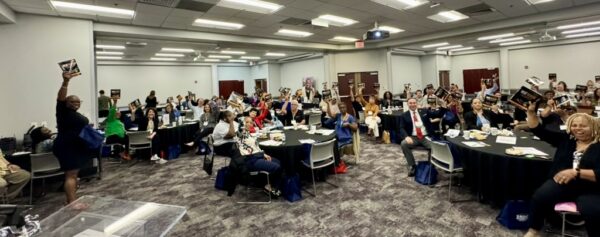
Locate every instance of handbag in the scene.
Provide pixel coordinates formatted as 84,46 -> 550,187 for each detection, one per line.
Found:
78,125 -> 104,149
382,131 -> 391,144
280,174 -> 302,202
0,137 -> 17,155
197,141 -> 211,155
214,167 -> 229,190
167,145 -> 181,160
415,161 -> 438,185
203,152 -> 214,176
497,200 -> 531,230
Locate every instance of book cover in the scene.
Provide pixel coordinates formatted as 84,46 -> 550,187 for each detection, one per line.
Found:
427,97 -> 437,104
553,95 -> 570,107
131,99 -> 141,108
451,92 -> 463,100
525,76 -> 544,87
58,59 -> 81,74
549,73 -> 557,81
575,85 -> 587,92
509,86 -> 543,111
596,75 -> 600,84
322,89 -> 332,100
434,87 -> 449,99
110,89 -> 121,99
483,94 -> 499,106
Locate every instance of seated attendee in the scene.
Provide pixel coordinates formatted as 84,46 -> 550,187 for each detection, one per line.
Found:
189,98 -> 204,121
30,126 -> 55,154
0,149 -> 31,201
137,108 -> 167,164
381,91 -> 394,109
554,81 -> 569,96
463,98 -> 498,130
186,103 -> 218,152
524,104 -> 600,237
249,104 -> 269,129
420,86 -> 440,109
212,111 -> 240,157
128,102 -> 145,128
349,84 -> 363,122
163,103 -> 179,124
325,100 -> 357,148
244,116 -> 257,133
441,96 -> 462,130
356,87 -> 381,137
280,100 -> 305,126
399,98 -> 444,177
104,98 -> 131,160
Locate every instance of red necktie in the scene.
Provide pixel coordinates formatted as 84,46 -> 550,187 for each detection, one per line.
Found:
413,111 -> 424,140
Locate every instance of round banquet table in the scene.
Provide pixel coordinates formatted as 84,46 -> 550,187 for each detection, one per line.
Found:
379,111 -> 403,132
446,131 -> 556,207
156,121 -> 199,150
258,129 -> 337,174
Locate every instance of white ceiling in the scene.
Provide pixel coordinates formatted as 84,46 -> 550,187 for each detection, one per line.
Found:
3,0 -> 600,59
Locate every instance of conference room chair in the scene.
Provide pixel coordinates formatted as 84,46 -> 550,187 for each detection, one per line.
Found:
237,171 -> 271,205
29,153 -> 63,204
547,202 -> 582,237
205,134 -> 230,179
301,139 -> 338,197
127,131 -> 152,166
307,112 -> 322,126
428,138 -> 464,202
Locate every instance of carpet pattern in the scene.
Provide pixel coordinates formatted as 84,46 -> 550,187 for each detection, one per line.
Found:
23,137 -> 569,236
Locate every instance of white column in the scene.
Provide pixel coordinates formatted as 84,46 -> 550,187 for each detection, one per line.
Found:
211,64 -> 218,96
499,48 -> 510,89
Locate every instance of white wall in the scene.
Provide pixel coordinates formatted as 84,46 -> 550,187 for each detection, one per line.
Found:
0,14 -> 94,137
267,64 -> 281,93
279,58 -> 325,91
97,65 -> 212,103
508,41 -> 600,89
450,52 -> 501,89
390,55 -> 422,93
420,55 -> 438,90
217,65 -> 253,95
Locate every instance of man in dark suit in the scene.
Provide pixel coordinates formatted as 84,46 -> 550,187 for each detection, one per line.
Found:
399,98 -> 445,177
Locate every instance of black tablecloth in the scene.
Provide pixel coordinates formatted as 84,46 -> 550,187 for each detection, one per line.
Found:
379,111 -> 403,132
156,122 -> 199,149
446,132 -> 555,207
302,103 -> 319,109
258,129 -> 337,174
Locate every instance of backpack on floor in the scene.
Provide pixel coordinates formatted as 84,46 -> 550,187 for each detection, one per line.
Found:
215,167 -> 229,190
197,141 -> 211,155
497,200 -> 530,230
415,161 -> 438,185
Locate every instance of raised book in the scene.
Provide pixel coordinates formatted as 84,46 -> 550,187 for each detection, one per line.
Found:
509,86 -> 542,111
322,89 -> 332,100
483,94 -> 499,106
58,59 -> 81,74
525,76 -> 544,87
575,85 -> 587,92
596,75 -> 600,84
434,87 -> 449,99
110,89 -> 121,99
131,99 -> 141,108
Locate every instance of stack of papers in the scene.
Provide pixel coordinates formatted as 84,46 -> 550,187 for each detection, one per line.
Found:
259,140 -> 283,146
496,136 -> 517,145
513,147 -> 549,156
315,129 -> 335,136
299,139 -> 316,144
462,141 -> 488,148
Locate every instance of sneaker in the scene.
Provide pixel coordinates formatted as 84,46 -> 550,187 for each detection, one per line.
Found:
185,142 -> 194,147
150,154 -> 160,161
156,158 -> 167,164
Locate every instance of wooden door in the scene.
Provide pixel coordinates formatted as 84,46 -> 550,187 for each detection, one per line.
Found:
255,79 -> 267,93
439,70 -> 450,90
337,71 -> 379,116
219,80 -> 244,97
462,68 -> 499,94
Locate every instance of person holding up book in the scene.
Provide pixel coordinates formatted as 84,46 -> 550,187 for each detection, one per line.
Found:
356,86 -> 381,138
98,90 -> 111,118
554,81 -> 569,96
476,77 -> 499,101
53,71 -> 95,204
523,103 -> 600,237
104,97 -> 131,161
463,98 -> 498,130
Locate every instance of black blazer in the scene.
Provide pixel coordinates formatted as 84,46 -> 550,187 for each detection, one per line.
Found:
137,117 -> 159,132
464,109 -> 498,130
399,108 -> 444,140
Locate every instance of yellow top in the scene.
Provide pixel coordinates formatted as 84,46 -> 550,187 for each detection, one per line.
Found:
357,95 -> 379,116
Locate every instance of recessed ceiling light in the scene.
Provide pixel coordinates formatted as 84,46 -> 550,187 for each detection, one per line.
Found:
217,0 -> 283,14
221,50 -> 246,55
316,14 -> 358,27
50,1 -> 134,19
150,57 -> 177,61
524,0 -> 554,5
161,48 -> 194,53
204,59 -> 221,62
449,46 -> 474,52
330,36 -> 358,42
208,55 -> 232,59
489,37 -> 525,43
96,51 -> 124,55
265,52 -> 286,57
564,31 -> 600,38
96,56 -> 122,60
557,20 -> 600,30
155,53 -> 185,57
428,10 -> 469,23
275,29 -> 313,37
499,40 -> 531,46
228,59 -> 248,63
478,33 -> 515,41
240,56 -> 261,60
437,45 -> 462,50
370,0 -> 429,10
561,26 -> 600,34
96,45 -> 125,50
422,42 -> 449,48
193,19 -> 244,30
378,26 -> 404,34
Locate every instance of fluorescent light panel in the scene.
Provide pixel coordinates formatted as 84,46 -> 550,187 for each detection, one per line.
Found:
561,26 -> 600,34
96,51 -> 123,55
275,29 -> 313,37
161,48 -> 194,53
478,33 -> 515,41
240,56 -> 261,60
221,50 -> 246,55
96,45 -> 125,50
525,0 -> 554,5
217,0 -> 283,14
228,59 -> 247,63
370,0 -> 428,10
378,26 -> 404,34
449,46 -> 474,52
565,31 -> 600,38
193,19 -> 244,30
51,1 -> 134,19
330,36 -> 358,42
96,56 -> 122,60
208,55 -> 232,59
422,42 -> 449,48
428,10 -> 469,23
317,14 -> 358,27
490,37 -> 524,43
437,45 -> 462,50
150,57 -> 177,61
204,59 -> 221,62
265,52 -> 286,57
155,53 -> 184,57
557,20 -> 600,30
499,40 -> 531,46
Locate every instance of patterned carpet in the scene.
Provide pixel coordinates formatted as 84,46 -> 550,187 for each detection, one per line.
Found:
22,137 -> 567,237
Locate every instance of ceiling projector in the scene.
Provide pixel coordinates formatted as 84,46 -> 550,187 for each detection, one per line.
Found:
363,29 -> 390,41
539,30 -> 556,42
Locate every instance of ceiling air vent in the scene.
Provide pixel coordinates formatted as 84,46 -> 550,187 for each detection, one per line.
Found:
176,0 -> 215,12
280,17 -> 311,26
456,3 -> 496,17
138,0 -> 177,7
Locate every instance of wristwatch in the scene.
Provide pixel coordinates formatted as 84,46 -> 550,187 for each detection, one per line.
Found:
576,168 -> 581,179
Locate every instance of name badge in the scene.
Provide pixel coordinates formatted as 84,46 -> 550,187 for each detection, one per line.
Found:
560,125 -> 566,130
203,121 -> 209,126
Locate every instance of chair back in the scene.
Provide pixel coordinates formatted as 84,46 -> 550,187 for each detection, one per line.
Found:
127,131 -> 151,146
30,153 -> 61,175
357,111 -> 365,124
309,139 -> 336,168
430,140 -> 455,171
308,113 -> 322,126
